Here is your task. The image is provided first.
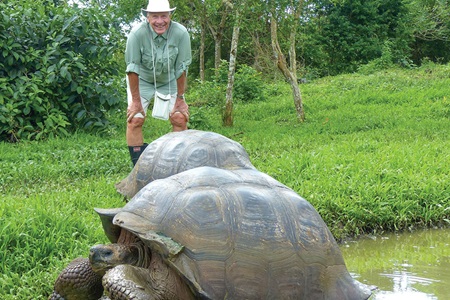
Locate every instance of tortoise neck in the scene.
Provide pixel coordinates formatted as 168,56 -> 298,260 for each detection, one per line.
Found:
118,229 -> 152,268
118,229 -> 140,244
133,242 -> 152,269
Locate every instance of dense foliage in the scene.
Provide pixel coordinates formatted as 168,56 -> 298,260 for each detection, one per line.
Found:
0,0 -> 123,142
307,0 -> 413,74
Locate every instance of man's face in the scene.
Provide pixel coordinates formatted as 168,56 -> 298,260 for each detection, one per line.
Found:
147,12 -> 171,35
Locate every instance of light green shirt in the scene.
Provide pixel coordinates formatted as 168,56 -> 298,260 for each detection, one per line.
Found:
125,21 -> 192,99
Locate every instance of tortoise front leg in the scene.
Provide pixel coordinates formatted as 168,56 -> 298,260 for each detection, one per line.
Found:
102,254 -> 195,300
49,257 -> 104,300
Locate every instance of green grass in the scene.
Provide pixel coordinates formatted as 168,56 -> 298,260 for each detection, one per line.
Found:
1,64 -> 449,299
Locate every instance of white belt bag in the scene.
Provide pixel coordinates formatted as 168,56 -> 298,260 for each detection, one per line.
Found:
152,91 -> 174,120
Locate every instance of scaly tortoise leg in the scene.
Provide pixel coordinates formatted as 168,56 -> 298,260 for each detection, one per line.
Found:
49,257 -> 104,300
102,254 -> 195,300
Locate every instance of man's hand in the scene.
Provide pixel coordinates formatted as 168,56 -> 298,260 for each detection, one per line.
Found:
127,101 -> 145,122
171,98 -> 189,121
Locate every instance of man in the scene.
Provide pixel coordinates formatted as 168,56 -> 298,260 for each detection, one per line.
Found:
125,0 -> 192,165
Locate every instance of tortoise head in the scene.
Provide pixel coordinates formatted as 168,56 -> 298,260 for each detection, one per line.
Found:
89,229 -> 151,275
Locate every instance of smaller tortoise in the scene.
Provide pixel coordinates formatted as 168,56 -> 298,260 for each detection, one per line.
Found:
115,129 -> 255,199
71,167 -> 372,299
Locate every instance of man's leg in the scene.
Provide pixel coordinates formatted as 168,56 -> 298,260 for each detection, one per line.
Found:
126,74 -> 151,166
126,117 -> 147,166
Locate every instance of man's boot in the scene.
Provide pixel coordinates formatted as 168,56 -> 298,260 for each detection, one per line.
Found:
128,143 -> 148,166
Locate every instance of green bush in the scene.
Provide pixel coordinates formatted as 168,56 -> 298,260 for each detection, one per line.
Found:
0,1 -> 124,142
358,40 -> 415,75
234,64 -> 267,102
210,61 -> 267,103
188,79 -> 226,108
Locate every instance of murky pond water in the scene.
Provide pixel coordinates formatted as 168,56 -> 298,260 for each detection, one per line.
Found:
340,228 -> 450,300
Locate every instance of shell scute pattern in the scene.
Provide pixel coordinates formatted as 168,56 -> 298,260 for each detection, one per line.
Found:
116,130 -> 255,199
103,166 -> 371,299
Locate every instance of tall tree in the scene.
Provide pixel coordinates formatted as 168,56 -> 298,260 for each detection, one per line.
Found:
189,0 -> 209,81
270,0 -> 305,122
408,0 -> 450,41
223,1 -> 242,126
309,0 -> 409,74
204,0 -> 233,72
406,0 -> 450,63
243,2 -> 274,76
188,0 -> 232,78
199,17 -> 207,81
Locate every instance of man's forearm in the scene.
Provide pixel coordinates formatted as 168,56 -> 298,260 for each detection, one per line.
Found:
127,72 -> 140,102
176,71 -> 187,97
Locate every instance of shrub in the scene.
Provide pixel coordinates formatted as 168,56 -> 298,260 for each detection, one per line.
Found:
0,1 -> 123,142
188,79 -> 226,109
210,61 -> 267,103
234,64 -> 267,102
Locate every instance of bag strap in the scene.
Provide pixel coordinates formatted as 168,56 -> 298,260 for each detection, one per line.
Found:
149,24 -> 171,96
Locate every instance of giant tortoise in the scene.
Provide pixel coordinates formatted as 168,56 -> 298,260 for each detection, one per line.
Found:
115,130 -> 255,199
52,166 -> 373,299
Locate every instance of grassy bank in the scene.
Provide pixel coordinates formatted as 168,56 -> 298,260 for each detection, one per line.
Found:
1,64 -> 449,298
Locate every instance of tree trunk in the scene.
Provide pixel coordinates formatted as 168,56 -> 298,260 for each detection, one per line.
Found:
213,38 -> 222,71
223,5 -> 241,127
206,3 -> 231,73
270,13 -> 305,122
199,21 -> 206,81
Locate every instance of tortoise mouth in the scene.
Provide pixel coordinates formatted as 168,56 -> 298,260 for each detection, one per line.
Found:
90,261 -> 114,275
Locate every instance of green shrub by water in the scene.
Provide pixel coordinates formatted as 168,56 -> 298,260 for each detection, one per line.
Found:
1,64 -> 449,299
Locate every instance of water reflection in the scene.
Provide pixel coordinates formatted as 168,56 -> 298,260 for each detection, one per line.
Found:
340,228 -> 450,300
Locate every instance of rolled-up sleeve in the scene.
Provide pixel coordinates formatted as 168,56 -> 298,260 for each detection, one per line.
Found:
175,29 -> 192,79
125,31 -> 141,75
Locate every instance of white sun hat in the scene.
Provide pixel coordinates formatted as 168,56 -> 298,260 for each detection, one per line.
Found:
142,0 -> 176,17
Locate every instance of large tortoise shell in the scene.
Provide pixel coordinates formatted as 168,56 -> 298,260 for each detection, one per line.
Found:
115,130 -> 255,199
98,167 -> 371,299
